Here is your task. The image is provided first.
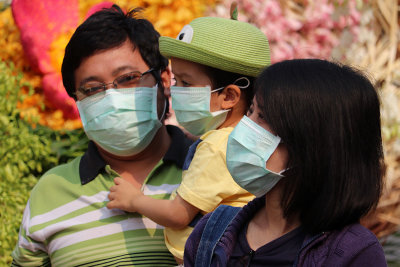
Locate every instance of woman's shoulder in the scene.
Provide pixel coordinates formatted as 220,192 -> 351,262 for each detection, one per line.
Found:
302,223 -> 387,266
329,223 -> 382,249
328,224 -> 386,266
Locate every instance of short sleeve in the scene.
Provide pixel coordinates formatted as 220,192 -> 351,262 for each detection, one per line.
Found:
177,129 -> 253,213
11,200 -> 50,267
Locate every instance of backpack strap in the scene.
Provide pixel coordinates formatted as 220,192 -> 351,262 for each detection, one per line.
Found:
195,205 -> 241,267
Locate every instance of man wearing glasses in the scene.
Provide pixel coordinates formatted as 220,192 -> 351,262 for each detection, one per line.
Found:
12,5 -> 192,266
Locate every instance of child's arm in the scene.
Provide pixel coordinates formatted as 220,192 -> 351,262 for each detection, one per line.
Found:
106,177 -> 199,229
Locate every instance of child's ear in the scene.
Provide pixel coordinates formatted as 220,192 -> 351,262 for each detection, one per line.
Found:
160,67 -> 172,97
221,85 -> 241,109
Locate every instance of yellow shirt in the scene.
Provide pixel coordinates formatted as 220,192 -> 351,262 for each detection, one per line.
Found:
164,127 -> 255,259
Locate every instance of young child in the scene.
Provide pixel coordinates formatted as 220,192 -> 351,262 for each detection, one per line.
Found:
107,6 -> 270,262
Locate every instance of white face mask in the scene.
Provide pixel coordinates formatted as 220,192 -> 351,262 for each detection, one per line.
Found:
226,116 -> 284,197
77,86 -> 164,156
170,85 -> 229,136
170,78 -> 250,136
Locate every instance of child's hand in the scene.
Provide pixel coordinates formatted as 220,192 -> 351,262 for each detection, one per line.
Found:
106,177 -> 143,212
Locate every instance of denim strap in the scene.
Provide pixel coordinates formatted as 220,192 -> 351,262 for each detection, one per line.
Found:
195,205 -> 240,267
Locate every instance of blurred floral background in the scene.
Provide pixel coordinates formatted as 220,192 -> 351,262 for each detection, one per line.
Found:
0,0 -> 399,265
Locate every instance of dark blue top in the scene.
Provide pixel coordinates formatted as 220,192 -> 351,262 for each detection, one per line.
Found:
228,223 -> 305,267
184,196 -> 388,267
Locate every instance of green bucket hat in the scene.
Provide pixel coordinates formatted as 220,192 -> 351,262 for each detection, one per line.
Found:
159,16 -> 270,77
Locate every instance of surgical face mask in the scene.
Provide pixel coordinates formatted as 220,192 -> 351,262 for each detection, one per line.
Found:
226,116 -> 284,197
171,77 -> 250,136
171,85 -> 229,136
77,86 -> 164,157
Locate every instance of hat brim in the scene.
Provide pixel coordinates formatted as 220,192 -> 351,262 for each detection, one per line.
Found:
159,36 -> 265,77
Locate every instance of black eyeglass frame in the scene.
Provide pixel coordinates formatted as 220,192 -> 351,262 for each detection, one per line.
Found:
74,68 -> 158,99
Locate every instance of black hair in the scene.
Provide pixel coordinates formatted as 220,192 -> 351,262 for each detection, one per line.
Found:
203,65 -> 255,109
255,59 -> 384,234
61,5 -> 168,100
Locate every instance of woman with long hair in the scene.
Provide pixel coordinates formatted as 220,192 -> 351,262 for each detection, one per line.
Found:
184,59 -> 387,267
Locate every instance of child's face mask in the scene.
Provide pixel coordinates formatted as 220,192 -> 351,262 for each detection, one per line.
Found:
170,86 -> 229,136
171,77 -> 250,136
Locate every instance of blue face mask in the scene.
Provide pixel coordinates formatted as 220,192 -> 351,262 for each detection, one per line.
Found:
226,116 -> 284,197
171,86 -> 229,136
77,86 -> 164,157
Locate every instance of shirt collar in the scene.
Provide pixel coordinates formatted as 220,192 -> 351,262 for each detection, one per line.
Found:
79,125 -> 193,185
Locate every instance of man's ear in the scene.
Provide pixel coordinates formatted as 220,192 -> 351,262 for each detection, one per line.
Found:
160,66 -> 172,97
221,85 -> 241,109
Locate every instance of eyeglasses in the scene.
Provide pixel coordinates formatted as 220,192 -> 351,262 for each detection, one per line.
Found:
75,68 -> 156,99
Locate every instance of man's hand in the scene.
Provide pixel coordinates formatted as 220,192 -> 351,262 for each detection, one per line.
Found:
107,177 -> 143,212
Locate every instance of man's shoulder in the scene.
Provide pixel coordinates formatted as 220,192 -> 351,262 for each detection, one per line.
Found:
31,156 -> 82,193
26,156 -> 86,217
41,156 -> 81,179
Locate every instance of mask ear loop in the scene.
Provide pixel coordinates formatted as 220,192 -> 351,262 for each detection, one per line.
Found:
159,97 -> 167,121
153,83 -> 167,122
233,77 -> 250,89
211,86 -> 225,93
211,77 -> 251,93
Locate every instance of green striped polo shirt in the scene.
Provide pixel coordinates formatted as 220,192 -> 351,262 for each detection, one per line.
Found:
12,125 -> 192,267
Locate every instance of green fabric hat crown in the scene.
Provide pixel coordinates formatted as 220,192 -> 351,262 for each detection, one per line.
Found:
159,16 -> 270,77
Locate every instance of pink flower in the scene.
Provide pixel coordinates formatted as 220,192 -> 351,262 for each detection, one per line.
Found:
12,0 -> 114,120
227,0 -> 361,63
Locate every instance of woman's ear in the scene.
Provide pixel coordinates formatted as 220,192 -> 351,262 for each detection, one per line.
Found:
221,85 -> 241,109
160,67 -> 172,97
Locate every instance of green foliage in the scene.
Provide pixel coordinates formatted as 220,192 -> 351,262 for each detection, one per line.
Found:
0,61 -> 88,265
